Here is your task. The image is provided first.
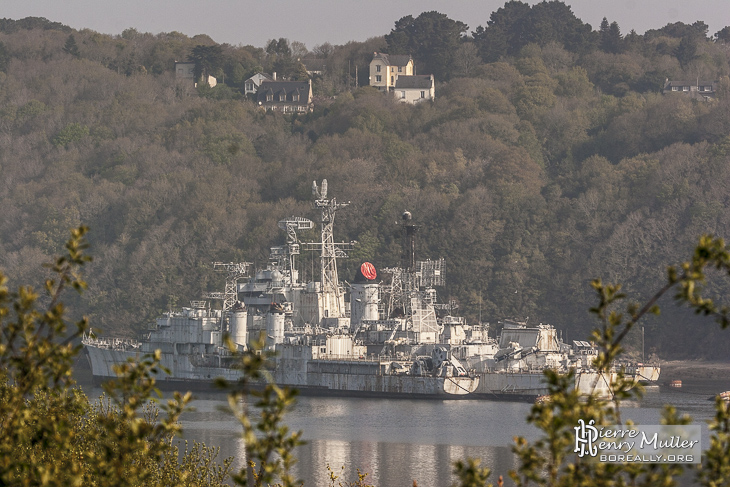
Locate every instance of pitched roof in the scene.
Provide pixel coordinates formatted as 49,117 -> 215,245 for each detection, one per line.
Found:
372,52 -> 412,67
256,81 -> 311,105
664,80 -> 716,88
394,75 -> 433,89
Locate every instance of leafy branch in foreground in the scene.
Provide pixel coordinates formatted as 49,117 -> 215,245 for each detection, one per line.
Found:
0,227 -> 230,486
501,234 -> 730,487
221,333 -> 304,487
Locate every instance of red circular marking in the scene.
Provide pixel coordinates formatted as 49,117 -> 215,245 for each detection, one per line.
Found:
361,262 -> 377,280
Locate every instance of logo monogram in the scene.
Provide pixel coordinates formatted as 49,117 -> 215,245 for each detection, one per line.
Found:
574,419 -> 599,457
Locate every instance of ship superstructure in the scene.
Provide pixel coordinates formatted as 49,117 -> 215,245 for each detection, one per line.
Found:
83,179 -> 659,399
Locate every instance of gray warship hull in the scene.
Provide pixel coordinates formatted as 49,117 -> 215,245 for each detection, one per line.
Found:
84,343 -> 479,398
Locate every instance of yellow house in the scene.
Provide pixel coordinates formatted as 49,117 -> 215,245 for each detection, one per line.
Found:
369,52 -> 413,91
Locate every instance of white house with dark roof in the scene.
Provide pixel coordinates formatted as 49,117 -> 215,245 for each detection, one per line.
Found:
369,52 -> 414,91
394,75 -> 435,104
256,80 -> 313,113
663,79 -> 717,100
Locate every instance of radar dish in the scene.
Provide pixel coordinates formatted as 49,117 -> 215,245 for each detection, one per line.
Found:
360,262 -> 377,280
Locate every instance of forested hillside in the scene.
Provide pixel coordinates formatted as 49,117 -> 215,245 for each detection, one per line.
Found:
1,2 -> 730,358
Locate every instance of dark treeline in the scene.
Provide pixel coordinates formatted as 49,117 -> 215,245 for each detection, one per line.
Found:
1,3 -> 730,359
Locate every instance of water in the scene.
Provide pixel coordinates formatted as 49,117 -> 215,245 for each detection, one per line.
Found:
77,371 -> 729,486
169,378 -> 729,487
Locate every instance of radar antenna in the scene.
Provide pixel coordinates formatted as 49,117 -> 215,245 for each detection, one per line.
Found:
202,262 -> 252,311
275,217 -> 314,282
306,179 -> 352,318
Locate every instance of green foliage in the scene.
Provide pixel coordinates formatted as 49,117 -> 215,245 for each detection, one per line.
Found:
0,41 -> 9,72
0,228 -> 309,487
0,227 -> 204,486
326,464 -> 375,487
52,122 -> 89,147
222,334 -> 304,487
1,4 -> 730,358
63,34 -> 80,57
385,11 -> 468,80
190,44 -> 224,81
453,458 -> 495,487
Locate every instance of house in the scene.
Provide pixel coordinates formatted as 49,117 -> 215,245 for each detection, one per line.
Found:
369,52 -> 414,91
244,73 -> 273,95
175,61 -> 217,87
394,75 -> 435,104
663,79 -> 716,100
256,80 -> 313,113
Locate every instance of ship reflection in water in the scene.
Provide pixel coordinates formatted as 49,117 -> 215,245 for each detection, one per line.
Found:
174,379 -> 726,487
180,394 -> 532,487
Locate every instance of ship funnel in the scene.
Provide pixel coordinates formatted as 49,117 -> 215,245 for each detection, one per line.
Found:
229,301 -> 248,350
350,262 -> 379,326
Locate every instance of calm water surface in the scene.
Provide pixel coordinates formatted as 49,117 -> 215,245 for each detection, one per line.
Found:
83,377 -> 730,486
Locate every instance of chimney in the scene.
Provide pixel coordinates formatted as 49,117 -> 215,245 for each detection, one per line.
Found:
273,72 -> 277,81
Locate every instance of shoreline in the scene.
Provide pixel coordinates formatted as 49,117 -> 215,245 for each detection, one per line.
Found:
657,360 -> 730,381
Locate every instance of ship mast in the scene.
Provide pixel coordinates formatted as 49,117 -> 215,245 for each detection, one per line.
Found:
310,179 -> 352,319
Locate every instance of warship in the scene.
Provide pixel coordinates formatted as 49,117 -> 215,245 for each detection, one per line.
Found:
84,180 -> 660,399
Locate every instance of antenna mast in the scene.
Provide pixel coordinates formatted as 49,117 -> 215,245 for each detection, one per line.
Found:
310,179 -> 352,318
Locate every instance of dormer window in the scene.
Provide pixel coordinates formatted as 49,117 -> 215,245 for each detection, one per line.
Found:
672,86 -> 679,91
292,93 -> 299,102
266,93 -> 273,101
279,93 -> 286,101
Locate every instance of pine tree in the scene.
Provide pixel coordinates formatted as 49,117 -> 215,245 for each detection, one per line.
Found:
63,34 -> 80,58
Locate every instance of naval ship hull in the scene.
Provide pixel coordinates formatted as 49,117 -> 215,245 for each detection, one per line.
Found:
84,344 -> 479,398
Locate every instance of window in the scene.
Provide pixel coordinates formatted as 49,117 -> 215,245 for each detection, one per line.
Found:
292,94 -> 299,102
375,75 -> 382,82
376,64 -> 381,72
683,86 -> 689,91
398,66 -> 402,72
390,76 -> 394,84
279,93 -> 286,101
672,86 -> 679,91
266,93 -> 273,101
420,91 -> 425,98
400,91 -> 406,99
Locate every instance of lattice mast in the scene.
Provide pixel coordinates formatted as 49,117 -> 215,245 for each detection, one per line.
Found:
312,179 -> 351,318
275,217 -> 314,284
203,262 -> 251,310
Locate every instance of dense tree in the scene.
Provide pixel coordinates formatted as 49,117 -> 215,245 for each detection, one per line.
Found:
716,26 -> 730,43
62,34 -> 80,57
189,44 -> 224,83
600,18 -> 623,53
385,11 -> 468,80
0,7 -> 729,360
473,0 -> 595,61
0,41 -> 9,72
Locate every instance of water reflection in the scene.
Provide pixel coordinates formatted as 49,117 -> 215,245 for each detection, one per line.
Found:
177,395 -> 535,485
83,378 -> 730,486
